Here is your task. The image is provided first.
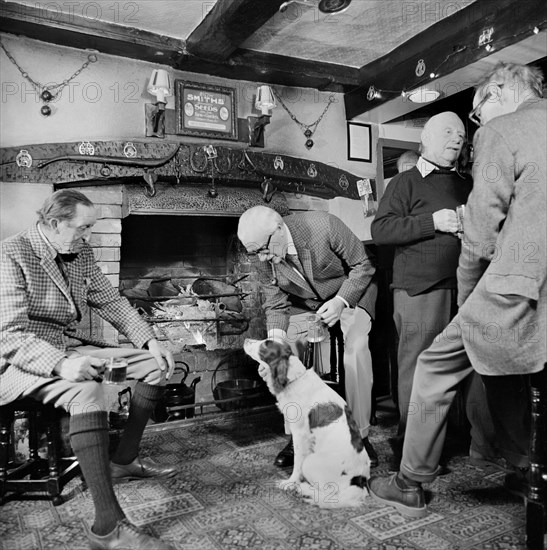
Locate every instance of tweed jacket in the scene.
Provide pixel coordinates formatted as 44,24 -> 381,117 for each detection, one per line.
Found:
254,211 -> 377,333
457,98 -> 546,375
0,225 -> 155,405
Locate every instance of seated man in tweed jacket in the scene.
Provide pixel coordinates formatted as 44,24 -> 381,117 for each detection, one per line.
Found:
238,206 -> 378,468
0,190 -> 175,550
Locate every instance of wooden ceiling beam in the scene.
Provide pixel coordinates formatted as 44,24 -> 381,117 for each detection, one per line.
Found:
0,1 -> 358,91
345,0 -> 546,119
185,0 -> 287,62
0,2 -> 186,66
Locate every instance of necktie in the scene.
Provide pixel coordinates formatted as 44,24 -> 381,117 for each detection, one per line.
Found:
55,255 -> 69,286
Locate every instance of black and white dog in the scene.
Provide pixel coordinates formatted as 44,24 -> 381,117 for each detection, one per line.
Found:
244,338 -> 370,508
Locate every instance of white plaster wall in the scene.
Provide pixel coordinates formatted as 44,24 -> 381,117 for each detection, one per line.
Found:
0,33 -> 377,178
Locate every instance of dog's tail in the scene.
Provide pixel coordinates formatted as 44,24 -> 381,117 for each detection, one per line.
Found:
299,481 -> 368,509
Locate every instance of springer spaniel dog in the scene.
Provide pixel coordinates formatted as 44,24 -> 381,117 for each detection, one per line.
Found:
244,338 -> 370,508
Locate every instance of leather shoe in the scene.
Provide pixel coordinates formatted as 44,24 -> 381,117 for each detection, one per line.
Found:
111,456 -> 177,480
503,468 -> 529,499
362,437 -> 379,468
87,518 -> 174,549
274,438 -> 294,468
368,473 -> 427,518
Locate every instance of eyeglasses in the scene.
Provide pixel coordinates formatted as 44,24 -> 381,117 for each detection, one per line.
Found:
246,231 -> 275,257
468,93 -> 491,126
468,83 -> 503,126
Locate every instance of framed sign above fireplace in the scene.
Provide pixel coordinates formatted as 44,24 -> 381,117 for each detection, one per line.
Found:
175,81 -> 238,141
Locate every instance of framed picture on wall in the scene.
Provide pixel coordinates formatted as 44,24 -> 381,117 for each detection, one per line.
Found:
347,121 -> 372,162
175,81 -> 238,140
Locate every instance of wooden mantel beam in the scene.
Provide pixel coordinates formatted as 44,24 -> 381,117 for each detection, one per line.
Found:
345,0 -> 546,119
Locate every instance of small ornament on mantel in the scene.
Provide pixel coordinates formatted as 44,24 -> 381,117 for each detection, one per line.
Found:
271,88 -> 336,149
0,39 -> 98,117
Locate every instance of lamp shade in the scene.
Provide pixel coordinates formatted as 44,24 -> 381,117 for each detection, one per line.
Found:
147,69 -> 172,103
255,85 -> 276,115
406,86 -> 441,103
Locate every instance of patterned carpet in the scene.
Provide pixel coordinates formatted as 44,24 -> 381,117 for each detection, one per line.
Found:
1,404 -> 529,550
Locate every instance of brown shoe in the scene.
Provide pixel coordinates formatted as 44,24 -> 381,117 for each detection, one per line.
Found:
111,456 -> 177,480
87,519 -> 174,549
368,473 -> 427,518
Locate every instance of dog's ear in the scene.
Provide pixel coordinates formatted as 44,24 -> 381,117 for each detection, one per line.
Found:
259,340 -> 292,393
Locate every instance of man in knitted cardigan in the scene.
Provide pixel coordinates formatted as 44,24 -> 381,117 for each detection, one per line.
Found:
371,112 -> 497,471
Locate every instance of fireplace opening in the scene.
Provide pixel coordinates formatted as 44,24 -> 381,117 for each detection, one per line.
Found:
118,214 -> 264,352
115,212 -> 268,414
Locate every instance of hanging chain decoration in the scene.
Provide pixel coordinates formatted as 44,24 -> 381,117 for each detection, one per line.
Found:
0,40 -> 98,117
271,88 -> 336,149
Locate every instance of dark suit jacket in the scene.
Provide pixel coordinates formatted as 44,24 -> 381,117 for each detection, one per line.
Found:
0,225 -> 155,405
253,211 -> 377,332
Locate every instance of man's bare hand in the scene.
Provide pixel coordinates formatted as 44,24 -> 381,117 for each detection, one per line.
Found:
53,355 -> 105,382
147,338 -> 175,380
433,209 -> 459,234
317,298 -> 346,327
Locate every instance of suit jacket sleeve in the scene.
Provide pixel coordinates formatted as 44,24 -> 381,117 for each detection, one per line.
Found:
0,248 -> 67,376
371,173 -> 436,245
327,214 -> 375,307
81,247 -> 155,348
457,126 -> 514,306
253,257 -> 293,333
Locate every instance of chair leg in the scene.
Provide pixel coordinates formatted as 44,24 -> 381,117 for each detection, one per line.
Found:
526,368 -> 547,550
45,420 -> 63,505
0,409 -> 15,505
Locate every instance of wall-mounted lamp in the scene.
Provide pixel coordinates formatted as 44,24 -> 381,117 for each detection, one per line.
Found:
146,69 -> 172,138
248,85 -> 277,148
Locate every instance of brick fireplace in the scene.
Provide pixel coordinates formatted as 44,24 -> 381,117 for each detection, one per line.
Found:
78,182 -> 290,410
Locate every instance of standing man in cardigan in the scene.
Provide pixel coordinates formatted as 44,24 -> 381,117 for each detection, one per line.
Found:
368,63 -> 546,517
371,112 -> 498,471
238,206 -> 378,467
1,190 -> 176,549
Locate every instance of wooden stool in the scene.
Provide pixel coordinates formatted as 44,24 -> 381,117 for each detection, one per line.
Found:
0,398 -> 80,506
526,367 -> 547,549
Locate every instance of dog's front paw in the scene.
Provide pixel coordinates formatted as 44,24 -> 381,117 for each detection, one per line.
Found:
278,479 -> 302,492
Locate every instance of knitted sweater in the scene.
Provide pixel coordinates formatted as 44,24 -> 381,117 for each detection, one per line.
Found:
371,166 -> 472,295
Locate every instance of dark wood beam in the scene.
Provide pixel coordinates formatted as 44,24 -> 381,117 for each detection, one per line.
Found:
0,1 -> 357,92
0,2 -> 185,66
345,0 -> 546,119
186,0 -> 287,62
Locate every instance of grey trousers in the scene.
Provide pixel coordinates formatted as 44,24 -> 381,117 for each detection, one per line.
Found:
21,345 -> 163,416
393,288 -> 456,438
400,313 -> 530,484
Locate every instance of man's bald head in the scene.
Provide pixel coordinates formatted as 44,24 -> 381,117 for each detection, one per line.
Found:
238,206 -> 282,251
421,111 -> 465,167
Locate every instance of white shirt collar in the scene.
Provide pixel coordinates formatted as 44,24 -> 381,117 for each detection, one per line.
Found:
36,223 -> 58,258
416,156 -> 456,178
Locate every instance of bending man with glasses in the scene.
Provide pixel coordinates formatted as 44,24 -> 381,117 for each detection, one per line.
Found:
238,206 -> 378,468
368,62 -> 546,518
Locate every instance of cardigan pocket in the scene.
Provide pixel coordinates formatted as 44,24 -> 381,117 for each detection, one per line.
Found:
485,273 -> 539,301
